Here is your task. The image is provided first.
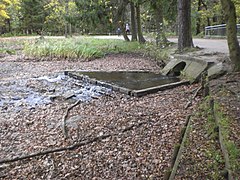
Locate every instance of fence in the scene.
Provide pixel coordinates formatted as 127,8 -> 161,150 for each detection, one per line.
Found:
205,24 -> 240,38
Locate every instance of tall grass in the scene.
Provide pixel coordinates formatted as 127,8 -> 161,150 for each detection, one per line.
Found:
24,37 -> 143,60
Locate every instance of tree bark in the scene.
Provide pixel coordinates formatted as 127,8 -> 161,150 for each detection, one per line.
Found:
130,2 -> 137,41
178,0 -> 193,52
136,4 -> 146,43
220,0 -> 240,71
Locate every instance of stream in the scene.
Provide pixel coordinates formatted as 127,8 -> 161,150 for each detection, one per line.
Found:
0,73 -> 111,113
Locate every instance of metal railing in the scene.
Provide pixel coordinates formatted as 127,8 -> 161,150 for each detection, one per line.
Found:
205,24 -> 240,38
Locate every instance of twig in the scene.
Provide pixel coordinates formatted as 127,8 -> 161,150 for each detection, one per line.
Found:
62,99 -> 82,139
193,86 -> 202,99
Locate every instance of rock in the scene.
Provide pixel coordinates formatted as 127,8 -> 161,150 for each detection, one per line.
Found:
62,92 -> 76,100
208,62 -> 226,80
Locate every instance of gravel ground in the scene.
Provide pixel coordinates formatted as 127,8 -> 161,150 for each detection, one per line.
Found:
0,53 -> 200,179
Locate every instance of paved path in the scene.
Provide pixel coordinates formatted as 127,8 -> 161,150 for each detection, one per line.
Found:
92,35 -> 231,54
168,38 -> 230,54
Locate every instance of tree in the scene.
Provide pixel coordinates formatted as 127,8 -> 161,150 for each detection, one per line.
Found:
130,1 -> 137,41
178,0 -> 193,52
112,0 -> 130,41
0,0 -> 12,33
150,0 -> 168,47
135,2 -> 146,43
75,0 -> 113,34
0,0 -> 10,22
20,0 -> 47,34
220,0 -> 240,71
44,0 -> 66,35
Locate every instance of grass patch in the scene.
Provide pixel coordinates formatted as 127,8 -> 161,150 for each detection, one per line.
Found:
23,37 -> 143,60
197,98 -> 225,179
0,48 -> 16,55
201,98 -> 240,178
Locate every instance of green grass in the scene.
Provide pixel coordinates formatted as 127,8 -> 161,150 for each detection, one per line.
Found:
23,37 -> 143,60
0,48 -> 16,55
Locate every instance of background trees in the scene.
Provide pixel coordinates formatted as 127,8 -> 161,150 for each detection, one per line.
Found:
0,0 -> 240,71
0,0 -> 239,37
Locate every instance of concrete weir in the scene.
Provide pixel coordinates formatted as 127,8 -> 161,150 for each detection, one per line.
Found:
161,55 -> 226,82
64,71 -> 189,97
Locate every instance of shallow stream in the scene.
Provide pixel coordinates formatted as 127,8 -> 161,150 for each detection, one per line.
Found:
0,73 -> 111,112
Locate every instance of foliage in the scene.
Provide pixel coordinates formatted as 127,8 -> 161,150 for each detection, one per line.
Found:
23,37 -> 142,60
74,0 -> 113,34
44,0 -> 79,35
0,0 -> 11,24
19,0 -> 48,34
142,42 -> 170,63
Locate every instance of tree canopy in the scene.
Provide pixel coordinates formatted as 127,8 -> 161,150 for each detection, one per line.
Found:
1,0 -> 239,36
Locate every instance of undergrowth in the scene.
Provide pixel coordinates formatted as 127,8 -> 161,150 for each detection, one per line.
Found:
23,37 -> 143,60
214,103 -> 240,177
201,97 -> 240,178
23,37 -> 171,61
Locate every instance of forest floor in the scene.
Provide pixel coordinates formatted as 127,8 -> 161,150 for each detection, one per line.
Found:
0,37 -> 239,179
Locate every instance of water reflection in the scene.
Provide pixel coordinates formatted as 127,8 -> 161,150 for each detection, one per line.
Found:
77,71 -> 180,90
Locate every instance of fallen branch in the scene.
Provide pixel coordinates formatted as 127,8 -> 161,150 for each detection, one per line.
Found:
184,71 -> 208,109
62,99 -> 82,139
166,115 -> 192,180
0,120 -> 147,165
0,134 -> 111,165
184,86 -> 202,109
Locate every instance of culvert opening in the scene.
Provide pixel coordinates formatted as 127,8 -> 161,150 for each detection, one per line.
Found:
167,62 -> 187,76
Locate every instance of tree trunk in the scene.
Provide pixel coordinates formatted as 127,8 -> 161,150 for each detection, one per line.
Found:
130,2 -> 137,41
153,1 -> 168,47
121,15 -> 130,41
5,19 -> 11,33
200,0 -> 211,26
220,0 -> 240,71
69,23 -> 72,37
65,0 -> 69,38
136,4 -> 146,43
178,0 -> 193,52
196,0 -> 202,35
115,0 -> 130,41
